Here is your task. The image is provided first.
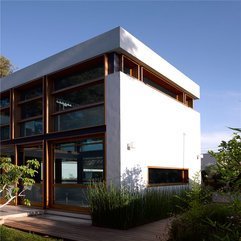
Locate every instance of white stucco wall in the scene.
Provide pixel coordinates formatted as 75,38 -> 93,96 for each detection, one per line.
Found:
117,72 -> 201,188
105,72 -> 121,186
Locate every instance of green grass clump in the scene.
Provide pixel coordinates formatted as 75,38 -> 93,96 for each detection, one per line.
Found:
88,183 -> 187,229
0,226 -> 62,241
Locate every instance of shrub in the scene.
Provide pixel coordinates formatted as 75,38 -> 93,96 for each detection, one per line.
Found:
88,182 -> 187,229
168,203 -> 241,241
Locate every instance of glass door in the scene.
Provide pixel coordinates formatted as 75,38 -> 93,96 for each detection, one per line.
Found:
18,145 -> 43,206
52,138 -> 104,210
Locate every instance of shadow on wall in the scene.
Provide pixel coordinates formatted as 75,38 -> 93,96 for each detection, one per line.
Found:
121,165 -> 145,191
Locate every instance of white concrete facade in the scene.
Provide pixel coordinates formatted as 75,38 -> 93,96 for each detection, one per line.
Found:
106,72 -> 201,189
1,26 -> 201,190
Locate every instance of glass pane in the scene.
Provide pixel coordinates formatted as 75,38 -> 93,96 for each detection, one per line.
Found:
53,138 -> 104,207
82,156 -> 104,183
19,146 -> 43,203
61,160 -> 78,183
54,186 -> 88,207
0,126 -> 10,140
20,119 -> 42,137
0,145 -> 14,159
21,100 -> 42,119
25,184 -> 42,203
0,109 -> 10,125
54,138 -> 104,184
54,105 -> 104,132
20,85 -> 42,101
54,84 -> 104,112
149,168 -> 188,184
144,77 -> 177,99
0,96 -> 10,108
54,65 -> 104,91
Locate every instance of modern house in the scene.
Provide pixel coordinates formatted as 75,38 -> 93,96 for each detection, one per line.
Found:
0,27 -> 201,213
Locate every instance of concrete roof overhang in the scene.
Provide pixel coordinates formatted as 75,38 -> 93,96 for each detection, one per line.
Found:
0,27 -> 200,99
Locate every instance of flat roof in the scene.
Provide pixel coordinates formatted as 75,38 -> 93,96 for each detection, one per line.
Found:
0,27 -> 200,98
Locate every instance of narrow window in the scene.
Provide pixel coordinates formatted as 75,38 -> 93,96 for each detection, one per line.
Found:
148,168 -> 188,185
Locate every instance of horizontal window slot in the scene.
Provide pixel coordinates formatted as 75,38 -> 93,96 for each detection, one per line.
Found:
51,77 -> 104,95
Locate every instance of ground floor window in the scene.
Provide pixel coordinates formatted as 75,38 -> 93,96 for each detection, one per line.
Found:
52,137 -> 104,207
18,145 -> 43,204
148,168 -> 188,185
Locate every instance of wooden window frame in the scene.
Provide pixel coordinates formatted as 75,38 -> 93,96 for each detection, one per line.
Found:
122,55 -> 140,80
147,166 -> 189,187
0,91 -> 11,141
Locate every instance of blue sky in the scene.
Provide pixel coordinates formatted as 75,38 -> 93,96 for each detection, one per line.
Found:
1,1 -> 241,152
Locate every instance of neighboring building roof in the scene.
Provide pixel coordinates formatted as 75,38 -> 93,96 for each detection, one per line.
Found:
201,153 -> 217,170
0,27 -> 200,99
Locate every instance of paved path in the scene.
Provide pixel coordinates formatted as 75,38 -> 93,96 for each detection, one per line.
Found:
3,215 -> 173,241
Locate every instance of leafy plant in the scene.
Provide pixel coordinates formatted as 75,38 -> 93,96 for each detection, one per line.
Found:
0,157 -> 39,208
209,133 -> 241,191
168,203 -> 241,241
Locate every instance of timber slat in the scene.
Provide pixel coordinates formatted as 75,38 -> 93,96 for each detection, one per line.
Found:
3,216 -> 171,241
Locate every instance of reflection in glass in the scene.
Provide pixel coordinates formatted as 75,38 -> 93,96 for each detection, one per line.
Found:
53,138 -> 104,207
54,105 -> 104,132
0,109 -> 10,125
21,100 -> 42,119
20,85 -> 42,100
20,119 -> 42,137
0,126 -> 10,140
54,84 -> 104,112
54,186 -> 88,207
19,146 -> 43,203
148,168 -> 188,184
54,65 -> 104,90
0,145 -> 14,200
0,97 -> 10,108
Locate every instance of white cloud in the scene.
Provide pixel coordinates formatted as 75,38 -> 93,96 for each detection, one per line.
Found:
201,131 -> 233,153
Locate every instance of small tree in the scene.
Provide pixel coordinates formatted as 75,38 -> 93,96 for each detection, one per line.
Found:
0,157 -> 39,208
209,133 -> 241,191
0,55 -> 15,78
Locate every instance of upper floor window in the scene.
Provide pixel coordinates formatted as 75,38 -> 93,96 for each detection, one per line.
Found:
0,96 -> 10,109
20,85 -> 42,101
50,57 -> 105,133
122,56 -> 139,79
15,81 -> 43,137
0,92 -> 10,140
52,57 -> 104,91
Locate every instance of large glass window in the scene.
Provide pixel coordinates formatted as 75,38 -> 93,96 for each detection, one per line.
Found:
148,168 -> 188,185
17,83 -> 43,137
18,145 -> 43,203
20,119 -> 42,137
0,92 -> 10,140
53,138 -> 104,207
53,105 -> 104,132
54,84 -> 104,112
50,57 -> 105,133
0,146 -> 15,200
